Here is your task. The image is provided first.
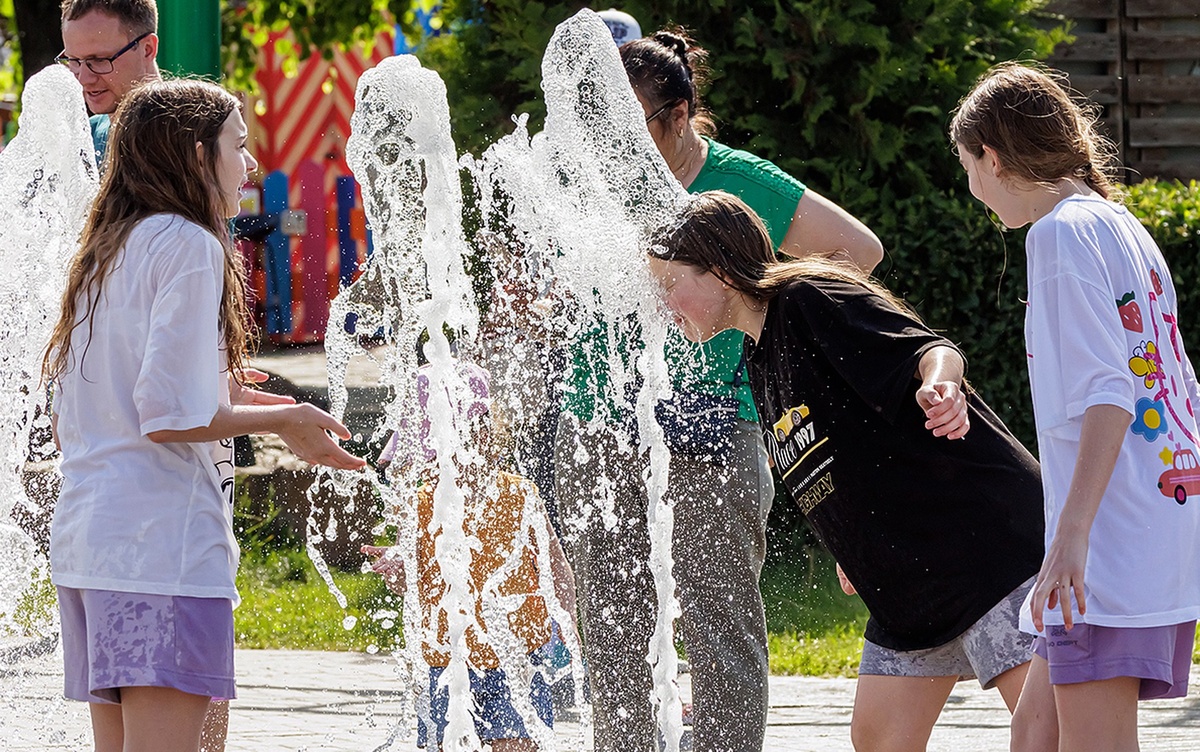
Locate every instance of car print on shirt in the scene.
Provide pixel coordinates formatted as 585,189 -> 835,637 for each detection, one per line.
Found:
1158,448 -> 1200,505
772,404 -> 810,443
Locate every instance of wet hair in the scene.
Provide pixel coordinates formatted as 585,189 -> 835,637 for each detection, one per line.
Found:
620,27 -> 716,137
652,191 -> 915,316
61,0 -> 158,36
950,62 -> 1121,199
44,79 -> 252,384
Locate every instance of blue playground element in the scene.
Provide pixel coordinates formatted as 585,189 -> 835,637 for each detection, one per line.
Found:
262,170 -> 292,335
336,176 -> 357,287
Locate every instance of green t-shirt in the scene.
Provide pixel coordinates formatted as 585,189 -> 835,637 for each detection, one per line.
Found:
563,138 -> 806,423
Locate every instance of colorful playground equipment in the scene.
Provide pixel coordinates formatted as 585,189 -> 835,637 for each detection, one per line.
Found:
237,29 -> 394,343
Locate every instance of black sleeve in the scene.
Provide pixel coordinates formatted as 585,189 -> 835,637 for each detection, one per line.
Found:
783,279 -> 962,422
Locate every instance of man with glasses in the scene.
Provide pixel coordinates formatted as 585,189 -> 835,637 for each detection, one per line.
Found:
58,0 -> 160,165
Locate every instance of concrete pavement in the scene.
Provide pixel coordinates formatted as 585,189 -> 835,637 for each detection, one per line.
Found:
4,645 -> 1200,750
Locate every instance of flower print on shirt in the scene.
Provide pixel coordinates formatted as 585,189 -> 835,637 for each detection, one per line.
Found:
1132,397 -> 1169,441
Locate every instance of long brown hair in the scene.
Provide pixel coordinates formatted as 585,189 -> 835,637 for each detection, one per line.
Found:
949,62 -> 1121,199
43,78 -> 252,383
652,191 -> 917,317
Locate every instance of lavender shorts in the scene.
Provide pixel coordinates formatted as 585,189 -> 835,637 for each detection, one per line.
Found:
57,587 -> 236,704
1032,621 -> 1195,700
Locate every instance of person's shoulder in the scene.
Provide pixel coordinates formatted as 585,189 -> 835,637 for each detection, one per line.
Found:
133,214 -> 220,252
779,275 -> 868,305
701,138 -> 806,195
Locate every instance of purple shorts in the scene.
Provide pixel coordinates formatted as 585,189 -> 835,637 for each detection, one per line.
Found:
1032,621 -> 1195,700
57,586 -> 237,704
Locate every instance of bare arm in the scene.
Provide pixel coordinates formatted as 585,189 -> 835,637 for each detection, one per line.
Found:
1030,403 -> 1130,631
914,345 -> 970,440
781,189 -> 884,274
147,401 -> 365,470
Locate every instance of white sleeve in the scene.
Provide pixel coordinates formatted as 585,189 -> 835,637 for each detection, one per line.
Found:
1030,271 -> 1134,427
134,234 -> 222,434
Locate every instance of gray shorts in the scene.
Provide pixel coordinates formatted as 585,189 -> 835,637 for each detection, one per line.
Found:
858,578 -> 1034,689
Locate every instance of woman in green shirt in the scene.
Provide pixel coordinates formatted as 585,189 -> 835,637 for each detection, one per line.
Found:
556,28 -> 884,752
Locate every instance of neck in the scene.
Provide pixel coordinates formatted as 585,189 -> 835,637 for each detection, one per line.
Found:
669,130 -> 708,189
1025,177 -> 1096,224
724,293 -> 768,344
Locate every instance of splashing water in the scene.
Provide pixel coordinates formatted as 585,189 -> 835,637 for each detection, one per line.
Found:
0,66 -> 98,640
323,8 -> 690,750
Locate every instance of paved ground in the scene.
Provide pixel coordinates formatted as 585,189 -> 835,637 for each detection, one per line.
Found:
4,645 -> 1200,750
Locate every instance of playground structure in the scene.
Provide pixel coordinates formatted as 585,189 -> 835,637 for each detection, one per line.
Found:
238,29 -> 394,343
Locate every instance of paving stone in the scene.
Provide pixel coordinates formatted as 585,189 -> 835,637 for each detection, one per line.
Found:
4,647 -> 1199,750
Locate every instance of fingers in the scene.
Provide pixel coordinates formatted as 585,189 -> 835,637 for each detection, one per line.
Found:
922,384 -> 969,439
244,391 -> 296,406
239,368 -> 271,383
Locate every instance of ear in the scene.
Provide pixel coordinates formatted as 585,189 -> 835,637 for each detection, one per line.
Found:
196,140 -> 205,162
979,144 -> 1005,178
142,33 -> 159,62
669,101 -> 690,134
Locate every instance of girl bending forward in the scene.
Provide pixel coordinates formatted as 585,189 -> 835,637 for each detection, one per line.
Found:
649,190 -> 1044,752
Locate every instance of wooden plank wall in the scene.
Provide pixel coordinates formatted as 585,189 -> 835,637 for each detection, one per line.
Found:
1046,0 -> 1200,181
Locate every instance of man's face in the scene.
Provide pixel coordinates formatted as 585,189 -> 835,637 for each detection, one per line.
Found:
61,10 -> 158,114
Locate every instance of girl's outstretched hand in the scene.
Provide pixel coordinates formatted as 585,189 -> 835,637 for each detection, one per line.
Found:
277,403 -> 367,470
361,545 -> 406,594
916,381 -> 970,439
1030,528 -> 1088,632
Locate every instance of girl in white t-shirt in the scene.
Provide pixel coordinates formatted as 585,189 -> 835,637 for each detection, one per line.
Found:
952,62 -> 1200,752
42,79 -> 366,752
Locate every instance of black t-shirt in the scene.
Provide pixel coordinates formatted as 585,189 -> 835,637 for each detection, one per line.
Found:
748,278 -> 1044,651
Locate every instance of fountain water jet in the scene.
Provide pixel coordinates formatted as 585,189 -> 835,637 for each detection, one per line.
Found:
0,66 -> 97,643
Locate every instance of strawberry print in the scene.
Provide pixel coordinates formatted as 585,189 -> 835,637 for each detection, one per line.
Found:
1151,269 -> 1164,297
1117,291 -> 1143,333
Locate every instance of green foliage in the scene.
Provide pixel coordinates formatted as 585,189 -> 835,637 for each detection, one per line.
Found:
220,0 -> 410,93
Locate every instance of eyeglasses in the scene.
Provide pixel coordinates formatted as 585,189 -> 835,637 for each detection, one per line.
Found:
645,99 -> 682,125
56,32 -> 151,75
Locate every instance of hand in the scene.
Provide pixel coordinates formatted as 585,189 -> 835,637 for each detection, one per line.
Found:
916,380 -> 970,439
276,403 -> 367,471
836,562 -> 857,595
361,545 -> 406,594
231,369 -> 296,408
1030,528 -> 1088,632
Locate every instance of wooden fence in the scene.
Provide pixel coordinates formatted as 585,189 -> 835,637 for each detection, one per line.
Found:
1046,0 -> 1200,181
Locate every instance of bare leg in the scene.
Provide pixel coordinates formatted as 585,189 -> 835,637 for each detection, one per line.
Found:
992,661 -> 1030,712
118,686 -> 210,752
850,674 -> 957,752
89,702 -> 124,752
1011,655 -> 1058,752
1054,676 -> 1140,752
199,700 -> 229,752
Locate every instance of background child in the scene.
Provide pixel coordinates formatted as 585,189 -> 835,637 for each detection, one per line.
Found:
952,62 -> 1200,752
364,362 -> 577,751
43,79 -> 364,752
648,190 -> 1045,752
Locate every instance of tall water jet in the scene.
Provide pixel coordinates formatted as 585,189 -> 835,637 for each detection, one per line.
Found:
331,54 -> 577,751
0,66 -> 98,641
467,9 -> 689,749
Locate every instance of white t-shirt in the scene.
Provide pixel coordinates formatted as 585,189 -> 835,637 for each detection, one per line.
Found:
51,213 -> 238,602
1021,194 -> 1200,632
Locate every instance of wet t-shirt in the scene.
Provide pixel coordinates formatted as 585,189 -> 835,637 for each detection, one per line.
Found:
747,277 -> 1044,650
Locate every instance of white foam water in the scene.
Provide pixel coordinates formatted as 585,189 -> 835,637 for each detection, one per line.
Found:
323,8 -> 689,749
0,66 -> 97,642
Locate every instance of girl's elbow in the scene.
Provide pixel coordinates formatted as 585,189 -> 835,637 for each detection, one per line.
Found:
146,430 -> 174,444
